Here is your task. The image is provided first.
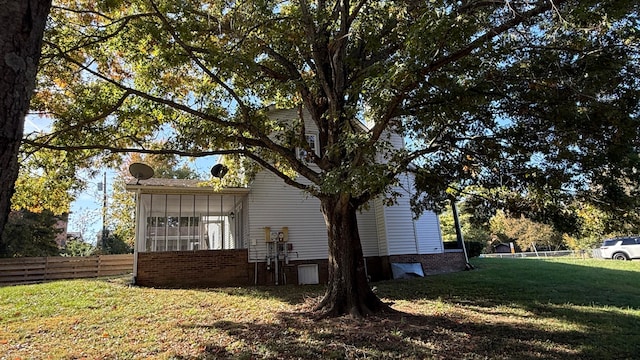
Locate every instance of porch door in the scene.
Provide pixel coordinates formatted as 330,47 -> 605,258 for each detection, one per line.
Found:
204,220 -> 225,250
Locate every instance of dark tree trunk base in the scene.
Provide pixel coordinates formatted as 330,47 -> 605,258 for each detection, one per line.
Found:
313,288 -> 396,319
316,193 -> 395,318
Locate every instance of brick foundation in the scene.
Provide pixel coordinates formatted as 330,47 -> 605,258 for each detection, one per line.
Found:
136,250 -> 252,288
135,250 -> 467,288
388,250 -> 467,275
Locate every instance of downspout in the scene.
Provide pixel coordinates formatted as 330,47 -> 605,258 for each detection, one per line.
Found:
412,214 -> 420,254
274,242 -> 279,286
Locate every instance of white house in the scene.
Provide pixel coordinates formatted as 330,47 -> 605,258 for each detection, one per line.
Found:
126,109 -> 466,287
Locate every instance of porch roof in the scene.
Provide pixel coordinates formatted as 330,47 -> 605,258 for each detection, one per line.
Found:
125,178 -> 250,195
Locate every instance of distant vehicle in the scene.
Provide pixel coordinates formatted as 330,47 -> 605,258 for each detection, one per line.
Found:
599,236 -> 640,260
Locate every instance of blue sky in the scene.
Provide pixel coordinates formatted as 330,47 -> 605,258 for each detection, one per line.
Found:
66,157 -> 216,244
24,115 -> 218,244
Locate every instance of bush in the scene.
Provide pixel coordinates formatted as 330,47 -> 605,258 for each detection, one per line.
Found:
62,238 -> 95,257
465,241 -> 484,258
95,231 -> 132,255
442,240 -> 484,258
1,210 -> 61,257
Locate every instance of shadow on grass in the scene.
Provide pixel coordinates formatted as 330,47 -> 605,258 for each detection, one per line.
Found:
200,284 -> 326,305
178,309 -> 594,360
375,258 -> 640,359
179,258 -> 640,359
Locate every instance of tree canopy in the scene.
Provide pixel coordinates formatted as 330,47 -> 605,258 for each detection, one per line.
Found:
25,0 -> 640,316
11,147 -> 85,215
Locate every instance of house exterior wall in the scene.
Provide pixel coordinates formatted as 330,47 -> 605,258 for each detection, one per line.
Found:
414,210 -> 444,254
358,201 -> 380,257
134,250 -> 467,287
389,250 -> 467,275
130,108 -> 456,288
136,250 -> 251,287
382,173 -> 420,255
246,171 -> 381,262
374,197 -> 389,256
247,171 -> 328,262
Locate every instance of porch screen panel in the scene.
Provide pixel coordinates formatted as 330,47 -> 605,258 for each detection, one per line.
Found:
141,193 -> 245,252
166,194 -> 180,251
178,195 -> 200,250
143,194 -> 166,252
195,195 -> 211,250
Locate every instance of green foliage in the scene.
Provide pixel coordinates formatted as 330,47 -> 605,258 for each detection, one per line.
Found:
96,230 -> 132,255
11,149 -> 84,215
23,0 -> 640,315
61,237 -> 95,257
566,203 -> 633,250
1,210 -> 61,258
489,210 -> 564,252
439,203 -> 491,246
465,241 -> 485,258
30,0 -> 638,212
443,240 -> 484,258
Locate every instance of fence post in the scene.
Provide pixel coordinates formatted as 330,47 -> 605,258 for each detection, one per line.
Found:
44,256 -> 49,281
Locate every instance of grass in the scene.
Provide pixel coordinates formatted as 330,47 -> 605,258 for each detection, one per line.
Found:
1,258 -> 640,359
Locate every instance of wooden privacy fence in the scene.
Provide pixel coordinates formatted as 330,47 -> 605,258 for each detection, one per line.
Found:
0,254 -> 134,286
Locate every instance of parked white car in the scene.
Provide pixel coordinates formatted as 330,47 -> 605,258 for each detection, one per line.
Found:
599,237 -> 640,260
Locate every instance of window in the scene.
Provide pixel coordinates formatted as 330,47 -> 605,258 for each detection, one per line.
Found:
297,134 -> 318,160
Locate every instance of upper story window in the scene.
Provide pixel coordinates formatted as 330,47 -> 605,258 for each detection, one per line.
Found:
297,134 -> 318,160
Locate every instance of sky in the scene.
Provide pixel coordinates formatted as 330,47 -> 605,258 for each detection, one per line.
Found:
65,157 -> 217,244
24,115 -> 218,244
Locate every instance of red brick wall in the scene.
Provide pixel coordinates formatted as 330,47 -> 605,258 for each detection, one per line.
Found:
135,250 -> 466,288
388,250 -> 467,275
136,250 -> 252,288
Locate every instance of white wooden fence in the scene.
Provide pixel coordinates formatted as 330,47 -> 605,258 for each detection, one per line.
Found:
480,249 -> 600,259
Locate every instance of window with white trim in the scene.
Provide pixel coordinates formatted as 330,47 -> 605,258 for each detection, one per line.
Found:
297,134 -> 318,160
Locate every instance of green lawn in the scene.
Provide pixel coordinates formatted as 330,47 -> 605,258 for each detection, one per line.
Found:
1,258 -> 639,359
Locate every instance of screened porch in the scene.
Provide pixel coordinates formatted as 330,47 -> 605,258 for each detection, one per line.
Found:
132,187 -> 249,253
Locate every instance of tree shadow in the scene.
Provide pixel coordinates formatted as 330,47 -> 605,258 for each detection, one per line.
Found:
177,309 -> 604,359
201,284 -> 326,306
176,259 -> 640,359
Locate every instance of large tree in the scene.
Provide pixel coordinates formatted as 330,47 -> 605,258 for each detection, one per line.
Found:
0,0 -> 52,251
27,0 -> 638,317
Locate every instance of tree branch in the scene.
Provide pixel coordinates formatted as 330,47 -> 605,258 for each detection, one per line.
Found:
368,0 -> 566,147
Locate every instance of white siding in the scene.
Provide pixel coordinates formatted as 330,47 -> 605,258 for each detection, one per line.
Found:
247,172 -> 328,262
374,197 -> 389,256
357,203 -> 379,257
404,172 -> 443,254
414,211 -> 444,254
245,108 -> 442,260
374,172 -> 444,256
382,173 -> 420,255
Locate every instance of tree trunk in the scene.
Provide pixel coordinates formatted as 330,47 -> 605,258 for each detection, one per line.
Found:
0,0 -> 52,252
315,193 -> 391,318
